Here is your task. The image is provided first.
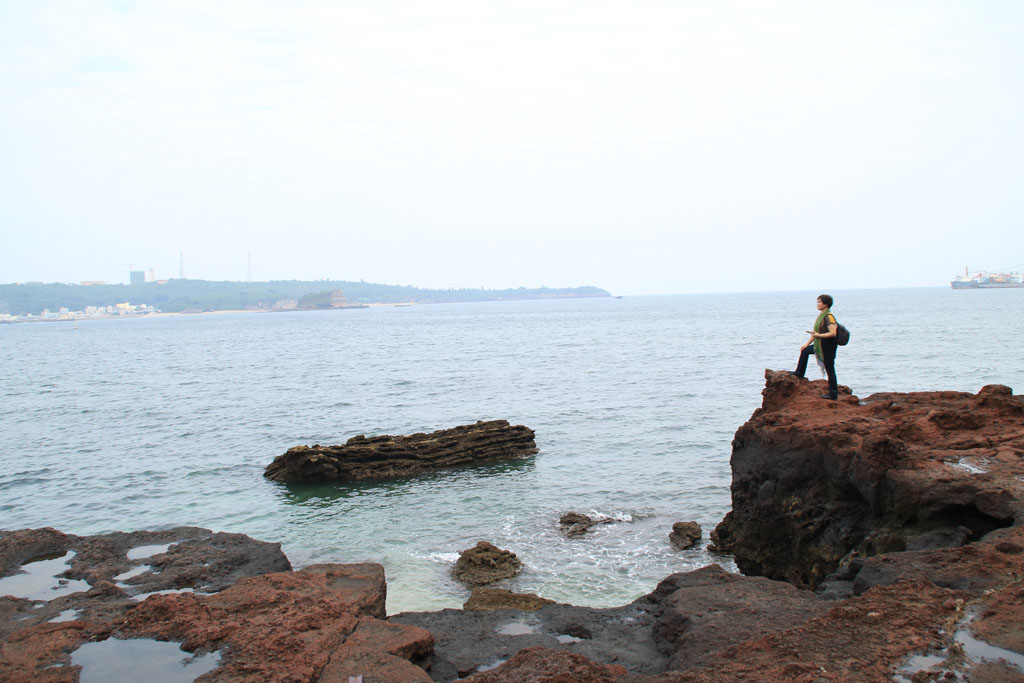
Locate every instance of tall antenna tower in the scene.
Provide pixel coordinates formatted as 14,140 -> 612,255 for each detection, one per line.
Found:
179,251 -> 184,279
247,253 -> 253,283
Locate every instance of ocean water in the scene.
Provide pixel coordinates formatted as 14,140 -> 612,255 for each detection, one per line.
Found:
2,288 -> 1021,613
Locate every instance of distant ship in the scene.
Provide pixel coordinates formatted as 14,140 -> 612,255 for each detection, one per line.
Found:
951,267 -> 1024,289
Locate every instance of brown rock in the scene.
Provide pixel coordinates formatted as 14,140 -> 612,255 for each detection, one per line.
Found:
452,542 -> 523,587
264,420 -> 538,483
559,512 -> 615,538
463,587 -> 556,611
669,521 -> 702,550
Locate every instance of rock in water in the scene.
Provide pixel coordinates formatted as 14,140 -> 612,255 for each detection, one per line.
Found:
263,419 -> 538,483
452,541 -> 523,587
669,521 -> 702,550
558,512 -> 615,537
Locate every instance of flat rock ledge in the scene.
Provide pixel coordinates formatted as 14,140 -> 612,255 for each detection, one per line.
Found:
264,419 -> 538,484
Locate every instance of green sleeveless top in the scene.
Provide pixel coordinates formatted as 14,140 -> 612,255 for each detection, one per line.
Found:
813,308 -> 837,360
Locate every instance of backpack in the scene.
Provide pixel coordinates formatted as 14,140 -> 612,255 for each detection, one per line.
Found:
835,323 -> 850,346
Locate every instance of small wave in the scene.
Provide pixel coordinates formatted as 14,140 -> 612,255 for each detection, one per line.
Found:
422,552 -> 461,563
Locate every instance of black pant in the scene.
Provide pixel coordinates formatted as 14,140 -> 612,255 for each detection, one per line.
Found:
795,342 -> 837,398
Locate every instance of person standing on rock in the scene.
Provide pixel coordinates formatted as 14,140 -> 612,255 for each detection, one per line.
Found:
792,294 -> 839,400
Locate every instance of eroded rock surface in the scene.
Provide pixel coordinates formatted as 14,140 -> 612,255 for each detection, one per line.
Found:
264,420 -> 538,483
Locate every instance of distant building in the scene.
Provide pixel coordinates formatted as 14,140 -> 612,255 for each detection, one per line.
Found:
147,268 -> 155,282
79,281 -> 107,286
330,290 -> 348,307
130,270 -> 145,285
273,299 -> 297,311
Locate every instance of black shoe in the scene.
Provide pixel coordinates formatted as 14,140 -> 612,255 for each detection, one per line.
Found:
820,394 -> 837,401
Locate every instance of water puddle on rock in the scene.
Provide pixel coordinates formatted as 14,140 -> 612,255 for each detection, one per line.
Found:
945,458 -> 989,475
114,565 -> 153,582
131,587 -> 196,602
0,551 -> 90,601
71,638 -> 220,683
477,658 -> 507,672
496,621 -> 537,636
127,543 -> 174,560
957,622 -> 1024,671
49,609 -> 82,623
894,610 -> 1024,680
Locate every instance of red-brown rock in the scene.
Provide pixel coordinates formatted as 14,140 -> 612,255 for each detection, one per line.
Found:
121,564 -> 432,681
713,372 -> 1024,590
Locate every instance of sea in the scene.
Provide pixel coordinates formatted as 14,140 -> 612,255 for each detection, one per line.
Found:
2,287 -> 1022,614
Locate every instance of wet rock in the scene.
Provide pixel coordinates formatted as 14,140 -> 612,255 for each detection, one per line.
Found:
668,521 -> 702,550
264,419 -> 538,483
0,527 -> 290,644
452,542 -> 523,588
391,599 -> 667,681
463,588 -> 556,612
0,529 -> 433,682
559,512 -> 616,537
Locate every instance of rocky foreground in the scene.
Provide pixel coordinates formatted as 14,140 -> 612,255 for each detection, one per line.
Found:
263,420 -> 538,484
3,375 -> 1023,681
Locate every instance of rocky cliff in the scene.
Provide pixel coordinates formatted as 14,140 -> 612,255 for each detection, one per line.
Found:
264,420 -> 538,484
713,371 -> 1024,592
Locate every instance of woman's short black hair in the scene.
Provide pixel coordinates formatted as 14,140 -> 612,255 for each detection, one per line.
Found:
818,294 -> 834,307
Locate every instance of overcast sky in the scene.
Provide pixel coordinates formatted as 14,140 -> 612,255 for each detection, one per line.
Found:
1,1 -> 1021,294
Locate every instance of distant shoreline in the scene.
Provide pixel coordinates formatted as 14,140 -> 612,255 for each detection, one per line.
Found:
0,302 -> 414,325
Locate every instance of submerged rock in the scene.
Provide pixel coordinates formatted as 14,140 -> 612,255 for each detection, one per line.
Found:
263,419 -> 538,483
452,542 -> 523,588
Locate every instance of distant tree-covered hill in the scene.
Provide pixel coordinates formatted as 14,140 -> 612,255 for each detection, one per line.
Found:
0,279 -> 611,316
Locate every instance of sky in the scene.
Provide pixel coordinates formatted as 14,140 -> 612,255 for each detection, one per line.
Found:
1,1 -> 1022,295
